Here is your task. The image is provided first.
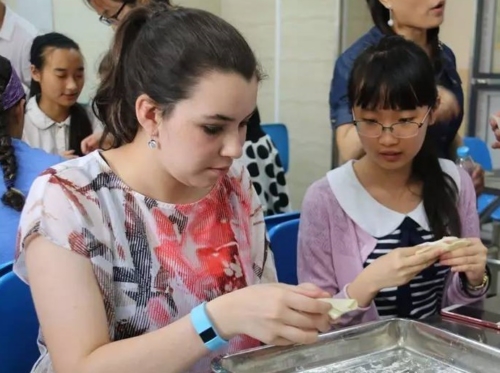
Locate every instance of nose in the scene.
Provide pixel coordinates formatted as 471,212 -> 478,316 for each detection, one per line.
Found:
220,131 -> 244,159
378,127 -> 399,146
66,77 -> 78,92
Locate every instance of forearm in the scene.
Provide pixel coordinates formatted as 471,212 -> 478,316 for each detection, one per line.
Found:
443,273 -> 485,308
78,315 -> 208,373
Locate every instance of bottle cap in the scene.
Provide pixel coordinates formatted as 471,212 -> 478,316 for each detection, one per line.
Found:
457,146 -> 470,158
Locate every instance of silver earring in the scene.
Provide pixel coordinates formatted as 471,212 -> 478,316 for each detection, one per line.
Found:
148,139 -> 157,149
387,8 -> 394,27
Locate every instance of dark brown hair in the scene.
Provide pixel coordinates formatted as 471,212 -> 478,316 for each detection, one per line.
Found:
93,4 -> 261,147
349,36 -> 460,239
30,32 -> 93,157
366,0 -> 442,73
0,56 -> 26,211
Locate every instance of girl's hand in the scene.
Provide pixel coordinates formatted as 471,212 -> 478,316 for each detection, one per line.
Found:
60,150 -> 78,159
439,237 -> 488,286
347,245 -> 444,307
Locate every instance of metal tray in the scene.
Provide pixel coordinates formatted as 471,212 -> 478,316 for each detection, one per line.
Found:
211,319 -> 500,373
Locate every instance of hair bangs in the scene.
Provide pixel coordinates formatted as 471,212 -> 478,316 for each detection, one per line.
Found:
348,40 -> 438,112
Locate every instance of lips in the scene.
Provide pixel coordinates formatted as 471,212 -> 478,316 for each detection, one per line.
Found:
379,151 -> 403,162
380,151 -> 401,156
431,1 -> 445,10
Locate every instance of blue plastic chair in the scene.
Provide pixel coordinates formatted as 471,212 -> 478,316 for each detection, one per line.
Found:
463,137 -> 493,171
462,137 -> 497,216
0,261 -> 40,373
262,123 -> 289,173
265,211 -> 300,232
268,218 -> 300,285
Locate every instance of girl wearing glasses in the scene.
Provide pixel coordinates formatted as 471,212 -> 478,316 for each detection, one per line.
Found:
330,0 -> 484,195
298,36 -> 489,328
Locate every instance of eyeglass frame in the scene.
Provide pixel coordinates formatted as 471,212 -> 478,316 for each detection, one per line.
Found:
99,1 -> 131,26
351,107 -> 433,139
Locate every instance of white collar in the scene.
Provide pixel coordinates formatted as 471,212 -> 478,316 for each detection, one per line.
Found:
326,159 -> 460,238
26,96 -> 71,130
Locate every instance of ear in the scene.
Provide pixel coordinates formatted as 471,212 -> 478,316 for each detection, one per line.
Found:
135,94 -> 162,138
429,97 -> 441,124
378,0 -> 392,9
30,65 -> 41,82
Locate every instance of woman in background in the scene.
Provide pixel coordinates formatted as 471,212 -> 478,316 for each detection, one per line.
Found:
84,0 -> 291,215
86,0 -> 173,27
23,32 -> 97,159
300,36 -> 488,328
0,56 -> 63,264
330,0 -> 484,194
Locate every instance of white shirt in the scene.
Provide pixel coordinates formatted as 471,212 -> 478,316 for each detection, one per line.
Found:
23,96 -> 102,155
0,6 -> 38,89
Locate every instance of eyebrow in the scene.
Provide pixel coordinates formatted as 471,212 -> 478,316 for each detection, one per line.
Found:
54,67 -> 85,72
204,109 -> 256,122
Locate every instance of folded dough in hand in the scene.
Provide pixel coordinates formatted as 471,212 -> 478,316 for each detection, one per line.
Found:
318,298 -> 358,319
415,236 -> 470,255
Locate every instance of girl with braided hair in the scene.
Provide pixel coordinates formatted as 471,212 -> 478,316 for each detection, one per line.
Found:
0,55 -> 63,264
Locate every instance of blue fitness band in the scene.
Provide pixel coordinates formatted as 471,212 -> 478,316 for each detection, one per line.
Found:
190,302 -> 228,351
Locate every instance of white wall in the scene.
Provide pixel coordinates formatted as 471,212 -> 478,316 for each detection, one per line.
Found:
222,0 -> 341,208
4,0 -> 53,32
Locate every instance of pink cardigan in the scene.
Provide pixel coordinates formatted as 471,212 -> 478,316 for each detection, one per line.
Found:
297,164 -> 483,327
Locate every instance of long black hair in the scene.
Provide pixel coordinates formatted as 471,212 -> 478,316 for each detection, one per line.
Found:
30,32 -> 93,157
93,4 -> 261,147
348,35 -> 460,239
366,0 -> 442,73
0,56 -> 26,211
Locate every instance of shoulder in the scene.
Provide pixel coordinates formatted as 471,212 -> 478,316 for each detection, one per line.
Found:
29,152 -> 109,198
14,140 -> 63,168
438,158 -> 460,189
335,27 -> 382,72
24,96 -> 47,130
303,164 -> 349,211
438,158 -> 474,198
304,176 -> 332,204
440,42 -> 457,67
440,42 -> 456,59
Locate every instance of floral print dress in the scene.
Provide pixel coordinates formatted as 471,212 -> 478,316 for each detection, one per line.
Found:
14,151 -> 277,373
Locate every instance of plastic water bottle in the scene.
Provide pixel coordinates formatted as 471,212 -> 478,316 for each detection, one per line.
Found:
456,146 -> 475,175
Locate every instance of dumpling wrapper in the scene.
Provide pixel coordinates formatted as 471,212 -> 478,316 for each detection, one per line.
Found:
415,236 -> 470,255
319,298 -> 358,319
